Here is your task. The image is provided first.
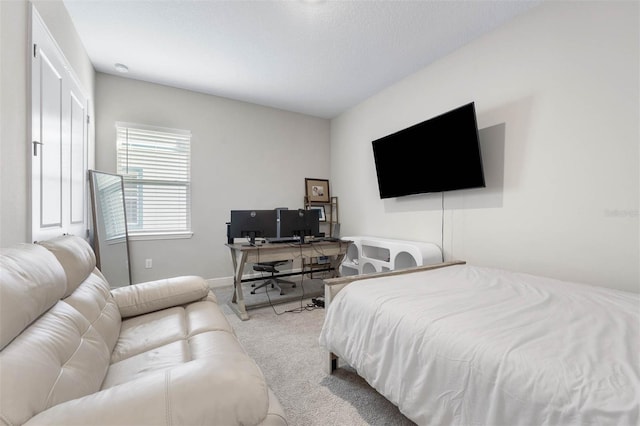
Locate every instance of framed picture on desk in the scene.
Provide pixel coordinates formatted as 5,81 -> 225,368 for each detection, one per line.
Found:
305,178 -> 330,203
308,205 -> 326,222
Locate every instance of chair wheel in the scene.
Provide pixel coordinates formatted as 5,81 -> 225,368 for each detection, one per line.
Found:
292,284 -> 296,288
279,291 -> 284,295
250,290 -> 256,294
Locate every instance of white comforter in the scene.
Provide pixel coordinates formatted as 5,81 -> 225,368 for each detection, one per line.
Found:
319,265 -> 639,425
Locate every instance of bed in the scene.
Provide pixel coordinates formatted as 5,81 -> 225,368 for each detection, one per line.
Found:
319,262 -> 639,425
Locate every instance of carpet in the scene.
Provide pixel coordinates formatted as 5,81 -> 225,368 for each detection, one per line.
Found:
213,285 -> 415,426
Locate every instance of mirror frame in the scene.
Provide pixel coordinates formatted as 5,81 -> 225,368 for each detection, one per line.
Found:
89,170 -> 132,286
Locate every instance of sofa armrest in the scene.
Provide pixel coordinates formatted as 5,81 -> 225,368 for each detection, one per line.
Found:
111,275 -> 209,318
24,358 -> 276,426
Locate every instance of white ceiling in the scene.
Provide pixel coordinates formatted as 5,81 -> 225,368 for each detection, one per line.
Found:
63,0 -> 541,119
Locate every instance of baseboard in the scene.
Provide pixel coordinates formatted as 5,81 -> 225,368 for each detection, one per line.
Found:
206,277 -> 234,288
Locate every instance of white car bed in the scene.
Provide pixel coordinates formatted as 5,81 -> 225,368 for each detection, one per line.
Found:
319,263 -> 639,425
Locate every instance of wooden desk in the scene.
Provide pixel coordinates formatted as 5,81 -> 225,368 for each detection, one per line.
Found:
226,240 -> 350,320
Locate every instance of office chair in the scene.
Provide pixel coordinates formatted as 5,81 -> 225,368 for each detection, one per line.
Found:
251,261 -> 296,295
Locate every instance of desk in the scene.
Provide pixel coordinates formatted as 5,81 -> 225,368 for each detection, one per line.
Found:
226,240 -> 350,320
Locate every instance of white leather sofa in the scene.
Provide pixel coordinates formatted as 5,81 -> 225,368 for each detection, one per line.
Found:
0,235 -> 287,425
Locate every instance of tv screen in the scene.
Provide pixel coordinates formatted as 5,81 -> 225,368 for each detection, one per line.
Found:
372,102 -> 485,199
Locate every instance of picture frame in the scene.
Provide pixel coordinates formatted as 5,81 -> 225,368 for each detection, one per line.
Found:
308,205 -> 326,222
305,178 -> 330,203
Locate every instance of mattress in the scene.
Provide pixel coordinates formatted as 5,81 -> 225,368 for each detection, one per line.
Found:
319,265 -> 639,425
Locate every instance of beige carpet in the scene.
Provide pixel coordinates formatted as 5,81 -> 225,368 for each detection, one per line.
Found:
213,284 -> 415,426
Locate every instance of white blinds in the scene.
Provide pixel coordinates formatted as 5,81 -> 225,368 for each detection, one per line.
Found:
116,123 -> 191,235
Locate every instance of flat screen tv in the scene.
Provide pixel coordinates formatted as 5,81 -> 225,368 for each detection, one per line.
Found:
371,102 -> 485,199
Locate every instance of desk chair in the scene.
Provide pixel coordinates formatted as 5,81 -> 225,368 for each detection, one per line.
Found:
251,261 -> 296,295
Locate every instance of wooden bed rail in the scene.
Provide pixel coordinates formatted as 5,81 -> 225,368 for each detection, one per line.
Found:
322,260 -> 465,374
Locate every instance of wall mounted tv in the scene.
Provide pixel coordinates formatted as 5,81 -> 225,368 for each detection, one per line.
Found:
372,102 -> 485,199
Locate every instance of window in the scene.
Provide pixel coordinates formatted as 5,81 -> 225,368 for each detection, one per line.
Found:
116,122 -> 192,239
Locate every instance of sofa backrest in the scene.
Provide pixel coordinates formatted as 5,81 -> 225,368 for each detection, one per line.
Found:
39,236 -> 122,352
38,235 -> 98,297
0,243 -> 67,350
0,236 -> 122,425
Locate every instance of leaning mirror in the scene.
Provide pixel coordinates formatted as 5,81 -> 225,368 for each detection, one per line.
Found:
89,170 -> 132,287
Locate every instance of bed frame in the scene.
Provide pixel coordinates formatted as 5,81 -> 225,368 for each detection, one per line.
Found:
322,260 -> 466,373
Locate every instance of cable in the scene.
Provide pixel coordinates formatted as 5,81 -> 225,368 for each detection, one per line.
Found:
441,192 -> 445,262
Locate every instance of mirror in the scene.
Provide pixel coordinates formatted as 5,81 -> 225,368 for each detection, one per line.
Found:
89,170 -> 132,287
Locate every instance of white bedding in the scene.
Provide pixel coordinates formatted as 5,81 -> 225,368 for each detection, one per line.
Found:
319,265 -> 639,425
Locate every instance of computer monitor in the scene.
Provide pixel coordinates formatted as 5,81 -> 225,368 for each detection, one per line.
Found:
279,209 -> 320,240
229,210 -> 277,244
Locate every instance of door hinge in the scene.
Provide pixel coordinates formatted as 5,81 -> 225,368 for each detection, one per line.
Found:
86,115 -> 90,125
33,44 -> 37,58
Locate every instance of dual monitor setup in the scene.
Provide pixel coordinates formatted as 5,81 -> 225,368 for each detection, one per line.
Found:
227,208 -> 321,245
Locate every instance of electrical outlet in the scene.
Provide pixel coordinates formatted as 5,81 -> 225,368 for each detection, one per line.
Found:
145,259 -> 152,269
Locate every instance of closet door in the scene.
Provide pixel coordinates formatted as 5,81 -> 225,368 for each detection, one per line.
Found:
31,8 -> 88,242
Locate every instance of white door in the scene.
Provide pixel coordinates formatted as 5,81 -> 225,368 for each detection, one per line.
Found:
31,8 -> 88,242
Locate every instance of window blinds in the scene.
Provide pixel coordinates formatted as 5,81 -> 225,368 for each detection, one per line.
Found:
116,123 -> 191,236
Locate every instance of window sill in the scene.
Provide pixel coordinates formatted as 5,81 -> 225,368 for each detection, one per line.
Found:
128,232 -> 193,242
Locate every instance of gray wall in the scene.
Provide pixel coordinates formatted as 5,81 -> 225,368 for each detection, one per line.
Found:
95,73 -> 330,283
331,1 -> 639,292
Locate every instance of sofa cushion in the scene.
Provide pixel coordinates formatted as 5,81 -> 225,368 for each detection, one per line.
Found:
104,294 -> 248,387
104,329 -> 247,389
23,358 -> 271,426
0,244 -> 67,350
38,235 -> 96,297
0,301 -> 111,425
111,307 -> 189,363
111,299 -> 235,362
103,339 -> 190,389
